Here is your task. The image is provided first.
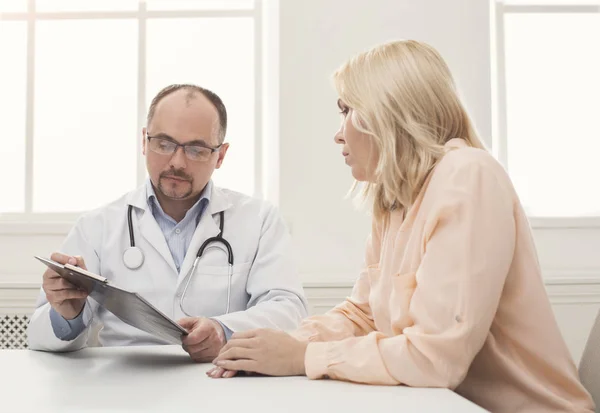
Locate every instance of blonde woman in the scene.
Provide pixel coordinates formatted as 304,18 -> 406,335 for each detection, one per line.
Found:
209,40 -> 594,412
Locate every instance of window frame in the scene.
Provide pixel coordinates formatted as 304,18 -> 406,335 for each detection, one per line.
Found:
492,0 -> 600,228
0,0 -> 267,234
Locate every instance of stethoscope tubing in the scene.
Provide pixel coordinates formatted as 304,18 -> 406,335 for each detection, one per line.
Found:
125,206 -> 234,315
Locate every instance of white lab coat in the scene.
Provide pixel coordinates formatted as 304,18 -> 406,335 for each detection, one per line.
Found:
27,184 -> 308,351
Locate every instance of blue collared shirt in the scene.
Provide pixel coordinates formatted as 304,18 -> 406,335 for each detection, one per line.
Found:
146,179 -> 210,273
50,180 -> 233,341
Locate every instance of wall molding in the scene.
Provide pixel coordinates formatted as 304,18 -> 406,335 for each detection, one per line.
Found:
0,221 -> 73,236
0,282 -> 40,314
2,271 -> 600,314
301,271 -> 600,308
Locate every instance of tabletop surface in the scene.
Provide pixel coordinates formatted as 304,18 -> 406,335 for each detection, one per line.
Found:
1,345 -> 487,412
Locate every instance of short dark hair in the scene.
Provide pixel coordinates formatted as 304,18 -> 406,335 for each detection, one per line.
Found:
146,84 -> 228,142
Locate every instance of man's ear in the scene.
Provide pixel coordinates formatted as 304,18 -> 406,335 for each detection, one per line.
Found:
142,128 -> 147,156
215,143 -> 229,169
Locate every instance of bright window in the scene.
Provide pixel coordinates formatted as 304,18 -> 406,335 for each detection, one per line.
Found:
495,1 -> 600,218
0,0 -> 260,218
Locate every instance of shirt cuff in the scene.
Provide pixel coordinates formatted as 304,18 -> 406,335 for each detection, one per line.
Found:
49,305 -> 87,341
290,327 -> 318,342
212,319 -> 233,342
305,341 -> 332,379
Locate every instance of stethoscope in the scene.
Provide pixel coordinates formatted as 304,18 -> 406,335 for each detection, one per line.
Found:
123,205 -> 234,315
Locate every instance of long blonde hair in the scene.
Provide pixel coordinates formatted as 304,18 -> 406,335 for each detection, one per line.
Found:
333,40 -> 486,220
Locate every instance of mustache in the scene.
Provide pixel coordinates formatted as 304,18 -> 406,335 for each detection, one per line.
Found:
160,170 -> 192,181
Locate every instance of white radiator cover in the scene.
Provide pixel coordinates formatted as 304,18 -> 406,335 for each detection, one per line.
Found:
0,314 -> 29,349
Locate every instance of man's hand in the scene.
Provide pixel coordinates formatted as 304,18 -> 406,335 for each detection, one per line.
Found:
211,329 -> 308,377
178,317 -> 226,363
42,252 -> 89,320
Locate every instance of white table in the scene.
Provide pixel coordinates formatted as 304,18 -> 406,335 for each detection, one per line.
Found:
1,345 -> 487,412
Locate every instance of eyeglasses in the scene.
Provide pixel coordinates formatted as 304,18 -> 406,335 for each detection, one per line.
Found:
146,134 -> 222,162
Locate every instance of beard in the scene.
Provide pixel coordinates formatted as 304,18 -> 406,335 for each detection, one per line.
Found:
157,170 -> 193,200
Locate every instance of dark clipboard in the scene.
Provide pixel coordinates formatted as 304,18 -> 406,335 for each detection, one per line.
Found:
35,256 -> 188,344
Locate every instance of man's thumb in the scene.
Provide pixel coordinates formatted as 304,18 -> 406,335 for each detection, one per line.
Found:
177,317 -> 197,329
74,255 -> 87,270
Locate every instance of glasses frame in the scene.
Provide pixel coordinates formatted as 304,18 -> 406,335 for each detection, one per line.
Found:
146,134 -> 222,162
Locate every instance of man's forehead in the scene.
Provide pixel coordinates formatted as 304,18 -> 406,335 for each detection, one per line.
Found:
148,89 -> 222,143
154,94 -> 217,123
155,90 -> 217,116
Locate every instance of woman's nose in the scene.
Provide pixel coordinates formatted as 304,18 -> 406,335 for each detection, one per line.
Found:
334,128 -> 344,145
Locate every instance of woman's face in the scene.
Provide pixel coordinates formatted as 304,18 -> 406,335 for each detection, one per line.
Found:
334,99 -> 379,182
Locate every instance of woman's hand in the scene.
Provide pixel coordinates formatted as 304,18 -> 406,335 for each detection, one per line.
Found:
206,366 -> 238,378
210,329 -> 308,377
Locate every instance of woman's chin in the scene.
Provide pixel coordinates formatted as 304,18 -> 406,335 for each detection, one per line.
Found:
350,168 -> 367,182
350,168 -> 377,183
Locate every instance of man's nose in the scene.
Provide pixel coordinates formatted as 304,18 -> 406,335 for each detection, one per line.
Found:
169,146 -> 188,169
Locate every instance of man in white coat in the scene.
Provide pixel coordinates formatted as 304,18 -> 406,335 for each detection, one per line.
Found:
27,84 -> 308,363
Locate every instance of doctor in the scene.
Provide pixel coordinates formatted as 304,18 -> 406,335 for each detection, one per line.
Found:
27,84 -> 308,364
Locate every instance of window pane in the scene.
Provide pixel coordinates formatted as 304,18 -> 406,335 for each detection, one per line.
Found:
36,0 -> 138,12
34,20 -> 138,212
0,22 -> 26,213
146,0 -> 254,10
0,0 -> 27,12
147,18 -> 255,195
504,13 -> 600,216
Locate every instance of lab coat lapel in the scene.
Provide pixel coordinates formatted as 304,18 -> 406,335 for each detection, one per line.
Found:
127,185 -> 178,274
177,186 -> 233,285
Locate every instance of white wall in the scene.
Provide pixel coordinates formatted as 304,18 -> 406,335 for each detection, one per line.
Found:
278,0 -> 492,282
1,0 -> 599,361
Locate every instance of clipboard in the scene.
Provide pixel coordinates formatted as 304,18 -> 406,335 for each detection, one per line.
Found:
35,256 -> 188,344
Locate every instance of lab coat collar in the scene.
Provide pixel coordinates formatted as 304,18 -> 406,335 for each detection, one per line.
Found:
124,179 -> 234,275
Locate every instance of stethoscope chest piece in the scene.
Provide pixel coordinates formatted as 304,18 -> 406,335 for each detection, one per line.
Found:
123,246 -> 144,270
124,203 -> 233,315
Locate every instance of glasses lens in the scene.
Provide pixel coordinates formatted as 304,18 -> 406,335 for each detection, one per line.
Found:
150,138 -> 176,155
185,145 -> 212,161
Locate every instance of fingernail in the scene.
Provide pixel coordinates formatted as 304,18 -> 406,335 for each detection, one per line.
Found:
68,258 -> 76,265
